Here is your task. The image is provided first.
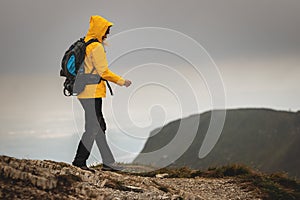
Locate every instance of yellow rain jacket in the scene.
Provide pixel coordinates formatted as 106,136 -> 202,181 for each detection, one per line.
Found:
77,15 -> 125,99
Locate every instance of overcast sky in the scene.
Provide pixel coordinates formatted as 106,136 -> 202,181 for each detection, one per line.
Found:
0,0 -> 299,164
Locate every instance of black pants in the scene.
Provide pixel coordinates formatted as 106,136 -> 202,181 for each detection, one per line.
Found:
72,98 -> 115,166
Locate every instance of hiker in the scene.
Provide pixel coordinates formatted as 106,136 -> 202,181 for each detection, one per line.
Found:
72,15 -> 132,172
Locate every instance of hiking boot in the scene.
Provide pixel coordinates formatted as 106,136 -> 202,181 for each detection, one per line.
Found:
102,163 -> 125,172
72,162 -> 95,173
78,165 -> 95,173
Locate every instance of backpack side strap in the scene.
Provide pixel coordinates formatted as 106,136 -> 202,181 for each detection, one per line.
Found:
105,80 -> 113,96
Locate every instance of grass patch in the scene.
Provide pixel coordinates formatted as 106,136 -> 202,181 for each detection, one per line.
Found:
201,164 -> 255,178
244,172 -> 300,200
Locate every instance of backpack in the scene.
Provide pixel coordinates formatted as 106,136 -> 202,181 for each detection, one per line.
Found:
60,38 -> 113,96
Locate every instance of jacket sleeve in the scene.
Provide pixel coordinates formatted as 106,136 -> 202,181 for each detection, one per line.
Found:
91,44 -> 125,86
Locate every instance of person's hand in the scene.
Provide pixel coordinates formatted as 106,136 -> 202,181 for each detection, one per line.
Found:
124,79 -> 132,87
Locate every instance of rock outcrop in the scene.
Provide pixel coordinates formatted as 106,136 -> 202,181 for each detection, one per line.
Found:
0,155 -> 262,200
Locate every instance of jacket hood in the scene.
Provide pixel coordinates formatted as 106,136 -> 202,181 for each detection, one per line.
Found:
85,15 -> 113,43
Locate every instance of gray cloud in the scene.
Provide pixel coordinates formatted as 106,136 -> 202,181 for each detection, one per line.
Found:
1,0 -> 299,74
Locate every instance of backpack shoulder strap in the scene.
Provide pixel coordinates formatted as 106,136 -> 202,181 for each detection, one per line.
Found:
84,38 -> 114,96
85,38 -> 99,46
85,38 -> 99,74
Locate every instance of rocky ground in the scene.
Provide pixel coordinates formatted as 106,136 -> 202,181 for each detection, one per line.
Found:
0,156 -> 263,200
